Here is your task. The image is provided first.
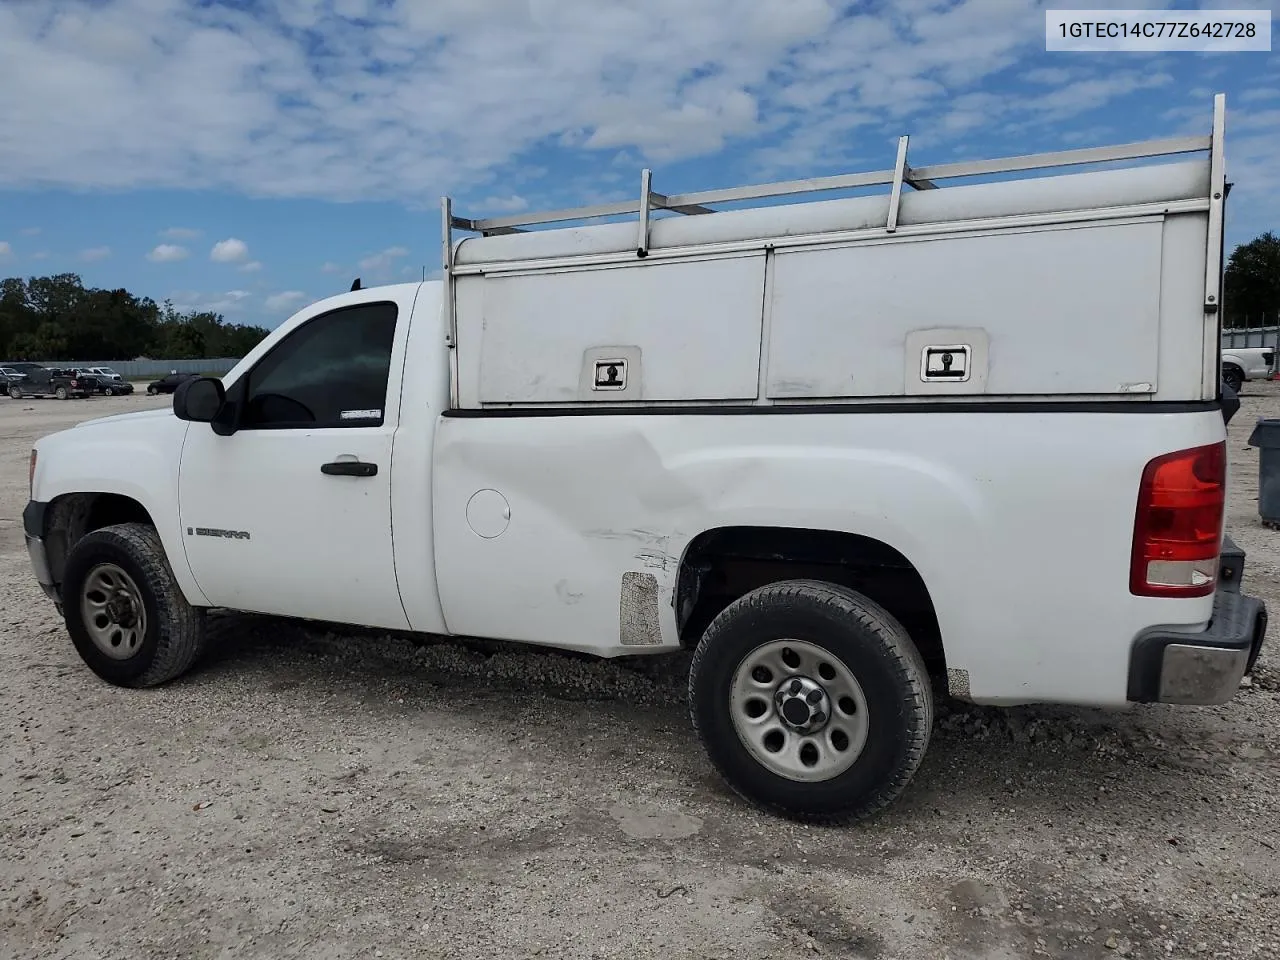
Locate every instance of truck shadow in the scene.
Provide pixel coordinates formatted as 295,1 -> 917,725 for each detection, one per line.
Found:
188,610 -> 1262,822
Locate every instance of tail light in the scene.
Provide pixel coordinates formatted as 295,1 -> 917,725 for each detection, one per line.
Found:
29,449 -> 36,498
70,379 -> 78,387
1130,441 -> 1225,597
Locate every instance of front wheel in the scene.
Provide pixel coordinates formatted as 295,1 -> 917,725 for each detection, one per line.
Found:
147,385 -> 157,395
61,523 -> 206,687
689,579 -> 933,824
7,385 -> 20,399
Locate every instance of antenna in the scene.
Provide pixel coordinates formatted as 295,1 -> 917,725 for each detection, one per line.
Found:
350,277 -> 362,292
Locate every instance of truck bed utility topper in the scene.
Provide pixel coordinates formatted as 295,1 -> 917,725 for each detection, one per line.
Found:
23,94 -> 1267,824
442,94 -> 1225,410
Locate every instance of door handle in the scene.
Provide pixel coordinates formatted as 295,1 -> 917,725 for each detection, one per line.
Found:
320,460 -> 378,477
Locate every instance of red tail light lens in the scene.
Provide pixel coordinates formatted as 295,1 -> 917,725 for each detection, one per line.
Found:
1130,441 -> 1225,597
70,379 -> 78,387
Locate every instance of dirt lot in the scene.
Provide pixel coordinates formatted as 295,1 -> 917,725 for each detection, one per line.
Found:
2,388 -> 1279,960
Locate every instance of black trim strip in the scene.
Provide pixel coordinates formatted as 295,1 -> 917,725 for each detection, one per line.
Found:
442,399 -> 1220,418
23,499 -> 47,539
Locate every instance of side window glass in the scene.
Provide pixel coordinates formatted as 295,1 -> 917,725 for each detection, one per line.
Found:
241,302 -> 398,429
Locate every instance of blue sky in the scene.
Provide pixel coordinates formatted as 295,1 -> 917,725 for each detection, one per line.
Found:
1,0 -> 1277,329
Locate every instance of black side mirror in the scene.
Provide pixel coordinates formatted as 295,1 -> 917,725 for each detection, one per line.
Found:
1221,379 -> 1240,426
173,377 -> 226,424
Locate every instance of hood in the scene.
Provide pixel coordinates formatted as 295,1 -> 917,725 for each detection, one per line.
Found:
75,406 -> 175,429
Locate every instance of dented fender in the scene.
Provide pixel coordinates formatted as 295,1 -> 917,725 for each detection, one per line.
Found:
429,414 -> 987,660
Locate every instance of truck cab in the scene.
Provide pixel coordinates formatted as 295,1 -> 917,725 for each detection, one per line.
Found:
22,94 -> 1268,824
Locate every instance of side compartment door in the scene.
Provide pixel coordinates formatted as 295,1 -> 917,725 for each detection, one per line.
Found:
177,296 -> 412,630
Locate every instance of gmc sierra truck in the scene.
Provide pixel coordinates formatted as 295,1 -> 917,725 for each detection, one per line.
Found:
23,95 -> 1268,823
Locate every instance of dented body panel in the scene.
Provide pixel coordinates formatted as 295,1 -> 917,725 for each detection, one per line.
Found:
425,407 -> 1224,705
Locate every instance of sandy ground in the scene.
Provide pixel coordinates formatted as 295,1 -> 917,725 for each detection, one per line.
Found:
1,388 -> 1279,960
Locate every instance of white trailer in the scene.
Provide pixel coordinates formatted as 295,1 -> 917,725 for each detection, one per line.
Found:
24,94 -> 1267,823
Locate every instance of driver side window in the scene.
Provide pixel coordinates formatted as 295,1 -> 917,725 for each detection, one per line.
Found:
240,301 -> 398,429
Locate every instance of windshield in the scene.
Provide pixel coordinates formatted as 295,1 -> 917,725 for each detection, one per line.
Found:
98,367 -> 118,376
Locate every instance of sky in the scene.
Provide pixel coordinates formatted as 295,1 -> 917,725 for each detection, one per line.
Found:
0,0 -> 1277,329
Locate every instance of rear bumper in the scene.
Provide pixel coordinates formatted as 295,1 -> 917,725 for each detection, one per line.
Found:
23,500 -> 60,604
1128,536 -> 1268,705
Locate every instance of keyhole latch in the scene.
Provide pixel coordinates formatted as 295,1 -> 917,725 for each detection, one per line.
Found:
920,344 -> 972,382
593,358 -> 628,390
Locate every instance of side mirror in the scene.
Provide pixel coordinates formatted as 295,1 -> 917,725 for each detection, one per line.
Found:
173,377 -> 226,423
1221,379 -> 1240,426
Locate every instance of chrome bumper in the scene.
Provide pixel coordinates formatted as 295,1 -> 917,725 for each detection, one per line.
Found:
1128,537 -> 1268,706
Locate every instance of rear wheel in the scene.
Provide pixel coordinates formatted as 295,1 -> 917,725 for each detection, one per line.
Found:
689,579 -> 933,824
61,523 -> 206,687
147,385 -> 157,395
54,385 -> 69,400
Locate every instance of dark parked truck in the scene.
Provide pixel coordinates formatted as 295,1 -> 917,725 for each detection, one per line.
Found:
4,363 -> 99,399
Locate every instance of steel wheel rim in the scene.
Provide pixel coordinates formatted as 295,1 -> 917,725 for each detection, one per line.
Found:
729,639 -> 870,783
80,562 -> 147,660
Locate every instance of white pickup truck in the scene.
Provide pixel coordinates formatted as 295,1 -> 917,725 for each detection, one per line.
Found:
24,95 -> 1268,823
1220,345 -> 1274,391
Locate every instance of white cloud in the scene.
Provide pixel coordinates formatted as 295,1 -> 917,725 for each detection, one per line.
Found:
20,227 -> 40,236
32,251 -> 49,260
358,245 -> 409,274
0,0 -> 1272,245
210,237 -> 250,263
264,290 -> 307,312
169,289 -> 253,314
321,262 -> 344,274
480,194 -> 528,213
80,246 -> 112,261
147,243 -> 189,262
239,260 -> 263,272
161,226 -> 202,240
0,241 -> 11,260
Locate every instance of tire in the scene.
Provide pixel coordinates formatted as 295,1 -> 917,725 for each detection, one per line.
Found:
1223,364 -> 1244,394
54,385 -> 69,400
688,579 -> 933,824
147,385 -> 157,395
61,523 -> 206,688
6,385 -> 19,399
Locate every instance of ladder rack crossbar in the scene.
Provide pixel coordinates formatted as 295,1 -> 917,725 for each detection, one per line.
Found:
445,133 -> 1213,238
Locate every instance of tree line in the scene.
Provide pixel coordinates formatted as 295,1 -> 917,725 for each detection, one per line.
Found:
1223,231 -> 1280,329
0,233 -> 1276,360
0,273 -> 270,362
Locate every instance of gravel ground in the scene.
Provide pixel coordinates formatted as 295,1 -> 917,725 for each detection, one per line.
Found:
2,388 -> 1279,960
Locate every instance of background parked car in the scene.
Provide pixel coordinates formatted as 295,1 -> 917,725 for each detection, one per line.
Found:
74,366 -> 134,395
147,371 -> 199,395
3,363 -> 98,399
1221,346 -> 1273,392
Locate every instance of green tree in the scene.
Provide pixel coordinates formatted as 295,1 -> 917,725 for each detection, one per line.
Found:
1225,231 -> 1280,328
0,274 -> 269,361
